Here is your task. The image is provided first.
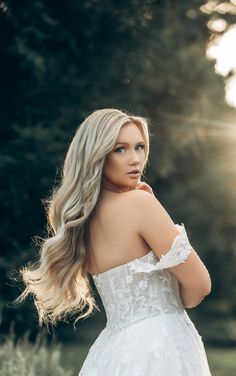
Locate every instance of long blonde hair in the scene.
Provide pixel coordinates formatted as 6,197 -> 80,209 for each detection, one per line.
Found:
15,108 -> 150,327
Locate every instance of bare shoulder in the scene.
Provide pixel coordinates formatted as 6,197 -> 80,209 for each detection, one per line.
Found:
121,189 -> 157,203
123,190 -> 211,297
120,189 -> 162,211
121,189 -> 180,246
118,189 -> 166,227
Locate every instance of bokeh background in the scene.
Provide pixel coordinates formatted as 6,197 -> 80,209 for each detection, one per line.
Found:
1,0 -> 236,375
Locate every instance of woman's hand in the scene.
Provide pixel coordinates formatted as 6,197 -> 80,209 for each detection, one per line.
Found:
135,181 -> 154,195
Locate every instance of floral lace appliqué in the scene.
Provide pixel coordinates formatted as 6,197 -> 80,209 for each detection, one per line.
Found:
130,223 -> 193,274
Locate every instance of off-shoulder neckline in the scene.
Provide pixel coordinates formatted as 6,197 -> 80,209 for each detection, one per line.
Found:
90,223 -> 185,279
90,249 -> 154,278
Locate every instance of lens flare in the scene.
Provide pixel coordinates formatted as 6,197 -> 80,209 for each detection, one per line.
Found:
206,24 -> 236,108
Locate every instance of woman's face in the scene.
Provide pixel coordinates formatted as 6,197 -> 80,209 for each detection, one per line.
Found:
102,122 -> 146,192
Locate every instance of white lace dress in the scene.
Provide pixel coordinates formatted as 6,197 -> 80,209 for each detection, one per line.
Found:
78,223 -> 212,376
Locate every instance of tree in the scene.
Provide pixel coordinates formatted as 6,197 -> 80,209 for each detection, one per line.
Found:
1,0 -> 236,344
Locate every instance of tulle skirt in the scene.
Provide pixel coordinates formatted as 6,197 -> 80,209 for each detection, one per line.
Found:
78,310 -> 212,376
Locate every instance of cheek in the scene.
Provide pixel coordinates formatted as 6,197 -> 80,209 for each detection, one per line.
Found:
103,155 -> 123,176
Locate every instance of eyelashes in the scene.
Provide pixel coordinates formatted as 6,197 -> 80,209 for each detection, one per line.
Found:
114,144 -> 145,153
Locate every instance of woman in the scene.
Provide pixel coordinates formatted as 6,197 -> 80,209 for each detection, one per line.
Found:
17,108 -> 212,375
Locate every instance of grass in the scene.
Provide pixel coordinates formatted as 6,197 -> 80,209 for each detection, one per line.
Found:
206,347 -> 236,376
0,329 -> 73,376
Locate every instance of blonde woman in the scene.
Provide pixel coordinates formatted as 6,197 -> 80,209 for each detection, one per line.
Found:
17,108 -> 212,375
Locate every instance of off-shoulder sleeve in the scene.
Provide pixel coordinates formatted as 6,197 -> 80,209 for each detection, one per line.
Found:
130,223 -> 193,274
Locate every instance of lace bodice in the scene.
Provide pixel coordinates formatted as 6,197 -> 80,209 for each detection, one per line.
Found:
79,223 -> 212,375
91,223 -> 193,335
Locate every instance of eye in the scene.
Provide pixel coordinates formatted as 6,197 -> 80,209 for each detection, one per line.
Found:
137,144 -> 145,150
114,146 -> 125,153
114,144 -> 145,153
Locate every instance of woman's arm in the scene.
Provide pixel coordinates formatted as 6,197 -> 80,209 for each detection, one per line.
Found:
130,189 -> 212,296
180,284 -> 210,308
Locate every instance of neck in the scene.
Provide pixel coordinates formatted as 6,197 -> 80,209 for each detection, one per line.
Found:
101,176 -> 134,194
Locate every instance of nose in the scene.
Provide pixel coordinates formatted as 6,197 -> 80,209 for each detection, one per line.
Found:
128,149 -> 140,165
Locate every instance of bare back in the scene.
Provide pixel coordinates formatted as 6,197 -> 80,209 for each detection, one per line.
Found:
87,191 -> 152,275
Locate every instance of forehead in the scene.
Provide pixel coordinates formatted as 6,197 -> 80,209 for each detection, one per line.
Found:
117,122 -> 143,140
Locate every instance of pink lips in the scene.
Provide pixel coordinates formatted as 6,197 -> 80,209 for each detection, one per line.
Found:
127,169 -> 140,174
127,171 -> 140,178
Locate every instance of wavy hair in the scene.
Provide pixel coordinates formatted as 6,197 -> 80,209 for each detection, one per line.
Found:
15,108 -> 150,327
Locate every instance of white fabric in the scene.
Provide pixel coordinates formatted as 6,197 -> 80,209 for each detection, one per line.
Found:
78,223 -> 212,375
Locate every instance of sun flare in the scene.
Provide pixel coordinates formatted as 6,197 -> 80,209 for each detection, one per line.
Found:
206,24 -> 236,108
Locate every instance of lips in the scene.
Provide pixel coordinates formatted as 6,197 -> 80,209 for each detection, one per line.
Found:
128,169 -> 140,174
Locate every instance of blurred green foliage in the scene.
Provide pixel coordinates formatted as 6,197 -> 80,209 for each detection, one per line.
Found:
0,325 -> 72,376
0,0 -> 236,346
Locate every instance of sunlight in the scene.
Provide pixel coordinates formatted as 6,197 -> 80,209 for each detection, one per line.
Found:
225,75 -> 236,107
206,24 -> 236,107
206,25 -> 236,76
201,1 -> 236,108
159,110 -> 236,204
207,18 -> 227,32
200,1 -> 236,15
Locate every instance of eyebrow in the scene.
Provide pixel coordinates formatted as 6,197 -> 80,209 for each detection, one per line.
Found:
115,141 -> 145,145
